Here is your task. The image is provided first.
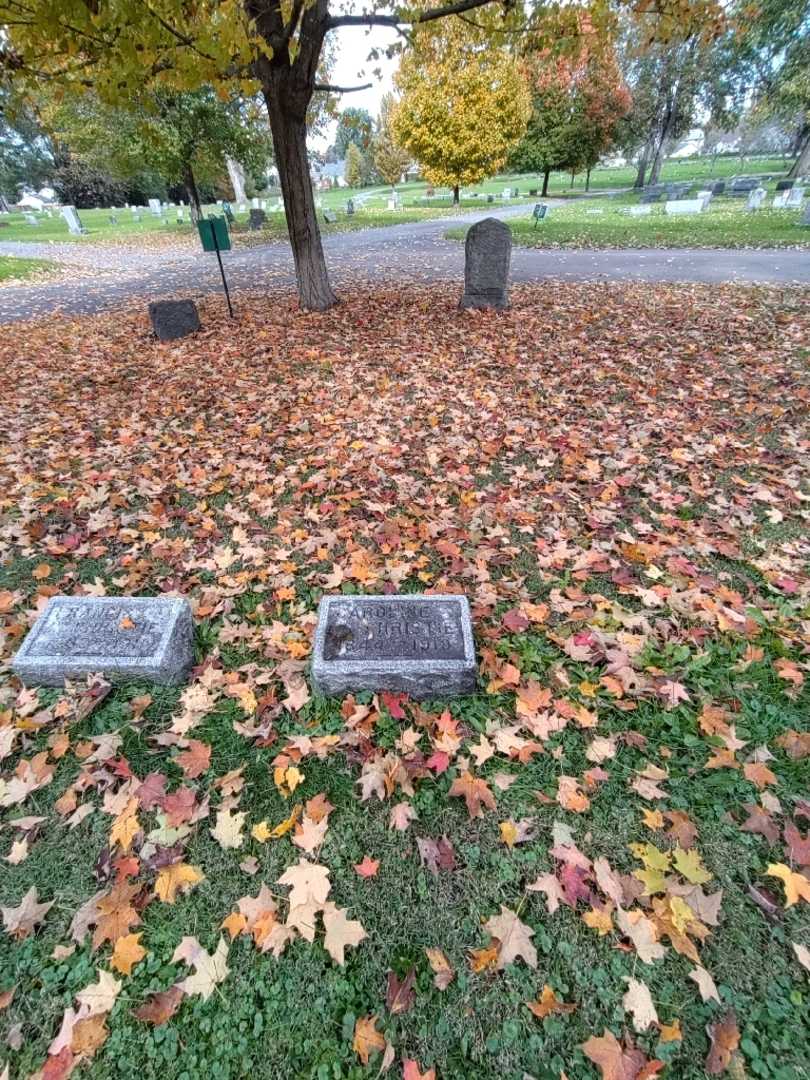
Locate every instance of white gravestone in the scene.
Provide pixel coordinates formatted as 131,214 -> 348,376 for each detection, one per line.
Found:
502,187 -> 512,199
786,186 -> 805,208
697,189 -> 713,209
24,212 -> 39,226
665,199 -> 703,216
61,205 -> 85,234
148,198 -> 162,216
628,206 -> 652,216
746,187 -> 766,211
252,197 -> 260,209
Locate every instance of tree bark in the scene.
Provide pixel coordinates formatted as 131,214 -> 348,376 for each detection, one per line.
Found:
452,184 -> 459,204
226,157 -> 247,204
585,167 -> 591,192
184,163 -> 202,224
249,0 -> 337,311
541,168 -> 550,196
787,126 -> 810,179
634,143 -> 650,189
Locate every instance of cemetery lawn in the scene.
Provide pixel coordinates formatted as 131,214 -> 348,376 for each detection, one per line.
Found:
0,255 -> 55,283
447,195 -> 810,250
1,282 -> 809,1080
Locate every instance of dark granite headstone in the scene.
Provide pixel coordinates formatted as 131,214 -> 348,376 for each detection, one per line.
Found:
12,596 -> 194,686
248,208 -> 267,230
312,594 -> 475,699
148,299 -> 201,342
460,217 -> 511,311
775,180 -> 794,192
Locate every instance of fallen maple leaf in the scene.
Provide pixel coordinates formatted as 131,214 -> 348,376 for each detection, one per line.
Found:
402,1061 -> 436,1080
354,855 -> 380,879
321,902 -> 366,965
448,770 -> 495,819
582,1029 -> 660,1080
210,808 -> 246,850
557,775 -> 590,813
525,984 -> 576,1019
75,969 -> 121,1017
1,886 -> 54,939
172,936 -> 230,999
132,986 -> 184,1026
689,965 -> 720,1003
110,932 -> 146,976
353,1014 -> 386,1065
483,905 -> 537,969
389,801 -> 417,831
766,862 -> 810,906
425,947 -> 454,990
622,977 -> 658,1032
154,863 -> 204,904
385,967 -> 416,1015
705,1010 -> 741,1075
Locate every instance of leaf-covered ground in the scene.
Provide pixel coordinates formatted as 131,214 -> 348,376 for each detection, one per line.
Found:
0,282 -> 809,1080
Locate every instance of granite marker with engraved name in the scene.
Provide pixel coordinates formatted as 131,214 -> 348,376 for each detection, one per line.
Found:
312,594 -> 476,699
12,596 -> 194,686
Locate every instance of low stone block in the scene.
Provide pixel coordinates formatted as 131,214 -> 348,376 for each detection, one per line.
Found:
12,596 -> 194,687
311,594 -> 476,700
249,208 -> 267,230
148,299 -> 201,341
460,217 -> 511,311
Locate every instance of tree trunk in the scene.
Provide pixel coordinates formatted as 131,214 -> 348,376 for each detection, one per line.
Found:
634,143 -> 650,189
184,163 -> 202,224
452,184 -> 460,204
541,168 -> 550,196
787,127 -> 810,179
262,75 -> 336,311
570,169 -> 576,188
226,157 -> 247,204
585,167 -> 591,192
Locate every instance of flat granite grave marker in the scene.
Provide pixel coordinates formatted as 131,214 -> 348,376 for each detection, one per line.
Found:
312,594 -> 476,699
12,596 -> 194,686
148,298 -> 201,341
460,217 -> 511,311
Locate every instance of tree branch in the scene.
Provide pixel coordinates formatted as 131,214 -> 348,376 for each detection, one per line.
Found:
327,0 -> 502,31
313,81 -> 373,93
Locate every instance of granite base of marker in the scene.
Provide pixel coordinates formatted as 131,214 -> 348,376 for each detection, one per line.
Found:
311,594 -> 476,700
12,596 -> 194,687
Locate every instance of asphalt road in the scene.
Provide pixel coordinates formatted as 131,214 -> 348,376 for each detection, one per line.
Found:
1,203 -> 808,323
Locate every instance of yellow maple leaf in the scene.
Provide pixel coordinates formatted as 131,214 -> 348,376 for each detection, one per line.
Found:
154,863 -> 205,903
582,904 -> 614,936
499,820 -> 518,849
673,846 -> 712,885
221,911 -> 248,939
110,797 -> 140,853
767,863 -> 810,907
111,932 -> 146,975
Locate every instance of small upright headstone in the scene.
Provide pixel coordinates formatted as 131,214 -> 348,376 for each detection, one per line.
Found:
148,198 -> 162,216
109,213 -> 119,225
61,205 -> 85,235
323,208 -> 337,224
487,193 -> 494,203
252,197 -> 260,209
24,212 -> 39,226
775,179 -> 794,192
746,187 -> 766,211
460,217 -> 511,311
664,198 -> 703,216
628,205 -> 652,216
12,596 -> 194,687
131,208 -> 142,222
311,594 -> 476,699
346,199 -> 355,216
148,299 -> 201,341
248,208 -> 267,230
711,180 -> 726,195
800,202 -> 810,227
786,185 -> 805,208
772,192 -> 789,209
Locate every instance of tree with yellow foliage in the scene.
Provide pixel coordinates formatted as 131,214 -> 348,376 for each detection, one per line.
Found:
393,19 -> 531,204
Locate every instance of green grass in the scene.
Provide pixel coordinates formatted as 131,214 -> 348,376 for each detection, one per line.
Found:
0,155 -> 793,246
0,623 -> 807,1080
446,191 -> 810,250
0,255 -> 55,282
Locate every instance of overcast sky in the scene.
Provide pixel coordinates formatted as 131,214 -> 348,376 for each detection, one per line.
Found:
310,24 -> 400,151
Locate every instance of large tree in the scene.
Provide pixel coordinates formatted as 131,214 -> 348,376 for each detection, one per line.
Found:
374,92 -> 411,188
392,15 -> 531,203
1,0 -> 723,309
42,88 -> 271,221
333,106 -> 373,159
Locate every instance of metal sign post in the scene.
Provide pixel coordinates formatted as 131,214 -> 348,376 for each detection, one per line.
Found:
197,216 -> 234,318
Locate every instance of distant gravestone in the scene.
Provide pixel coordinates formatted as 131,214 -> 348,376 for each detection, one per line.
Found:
24,212 -> 39,226
148,298 -> 201,341
711,180 -> 726,195
696,189 -> 713,209
772,192 -> 790,209
311,594 -> 475,699
665,198 -> 703,216
460,217 -> 511,310
248,208 -> 267,229
12,596 -> 194,687
502,187 -> 512,199
487,193 -> 494,203
747,187 -> 767,211
640,191 -> 661,204
775,179 -> 794,192
528,188 -> 538,196
346,199 -> 355,216
800,202 -> 810,226
628,205 -> 652,216
109,213 -> 119,225
148,198 -> 162,216
323,208 -> 337,224
61,205 -> 85,235
786,185 -> 805,208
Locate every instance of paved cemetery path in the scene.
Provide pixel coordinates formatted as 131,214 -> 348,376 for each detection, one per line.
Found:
1,202 -> 809,323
